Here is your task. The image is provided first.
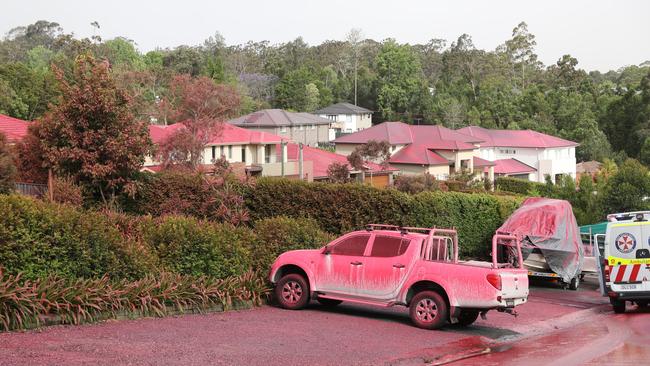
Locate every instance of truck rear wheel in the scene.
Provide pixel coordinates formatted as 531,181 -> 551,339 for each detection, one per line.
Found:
275,274 -> 310,310
409,291 -> 448,330
612,301 -> 626,314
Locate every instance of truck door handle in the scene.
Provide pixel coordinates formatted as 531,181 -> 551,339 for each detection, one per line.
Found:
393,264 -> 405,268
350,261 -> 363,266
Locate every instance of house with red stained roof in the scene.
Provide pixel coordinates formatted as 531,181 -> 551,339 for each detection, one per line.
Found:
278,143 -> 397,187
145,122 -> 298,177
457,126 -> 578,183
0,113 -> 31,143
333,121 -> 487,180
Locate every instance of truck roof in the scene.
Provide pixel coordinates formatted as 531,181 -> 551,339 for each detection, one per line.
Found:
360,229 -> 428,241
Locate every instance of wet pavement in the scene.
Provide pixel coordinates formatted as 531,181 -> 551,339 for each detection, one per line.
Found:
0,276 -> 638,366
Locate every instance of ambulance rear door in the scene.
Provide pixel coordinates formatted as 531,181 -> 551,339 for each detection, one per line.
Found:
608,221 -> 650,293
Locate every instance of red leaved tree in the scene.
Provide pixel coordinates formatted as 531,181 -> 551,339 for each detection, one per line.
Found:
158,75 -> 240,170
347,140 -> 391,170
34,54 -> 153,199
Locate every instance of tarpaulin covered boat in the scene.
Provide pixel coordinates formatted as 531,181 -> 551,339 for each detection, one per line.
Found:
497,197 -> 584,284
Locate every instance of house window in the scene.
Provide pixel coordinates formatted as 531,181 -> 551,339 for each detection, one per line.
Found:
265,144 -> 272,163
327,114 -> 337,121
211,146 -> 216,160
299,125 -> 304,130
220,145 -> 225,157
311,124 -> 315,130
280,126 -> 287,133
499,149 -> 516,154
228,145 -> 232,159
241,146 -> 246,163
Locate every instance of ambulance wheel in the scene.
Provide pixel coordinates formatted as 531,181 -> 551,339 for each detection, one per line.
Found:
612,301 -> 626,314
568,276 -> 579,291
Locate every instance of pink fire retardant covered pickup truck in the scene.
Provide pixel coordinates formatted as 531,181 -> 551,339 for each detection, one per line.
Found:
269,225 -> 529,329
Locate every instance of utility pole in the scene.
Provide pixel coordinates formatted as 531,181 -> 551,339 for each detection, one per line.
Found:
354,56 -> 358,106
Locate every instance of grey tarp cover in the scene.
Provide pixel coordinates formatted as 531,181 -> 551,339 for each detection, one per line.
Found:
497,197 -> 584,282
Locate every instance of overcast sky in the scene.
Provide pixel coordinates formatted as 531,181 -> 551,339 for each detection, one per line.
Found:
2,0 -> 649,72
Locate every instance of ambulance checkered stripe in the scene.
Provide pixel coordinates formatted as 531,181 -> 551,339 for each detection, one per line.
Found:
610,264 -> 646,283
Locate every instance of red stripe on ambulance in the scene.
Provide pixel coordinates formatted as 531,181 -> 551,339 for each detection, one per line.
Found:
615,264 -> 627,282
629,264 -> 641,282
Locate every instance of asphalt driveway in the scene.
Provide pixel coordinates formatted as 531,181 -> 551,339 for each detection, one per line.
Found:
0,278 -> 607,366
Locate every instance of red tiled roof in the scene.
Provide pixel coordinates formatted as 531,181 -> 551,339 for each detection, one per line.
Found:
334,121 -> 481,149
0,114 -> 31,142
277,143 -> 395,179
458,126 -> 578,148
473,156 -> 496,167
148,124 -> 185,145
489,158 -> 537,175
389,144 -> 449,166
149,122 -> 285,146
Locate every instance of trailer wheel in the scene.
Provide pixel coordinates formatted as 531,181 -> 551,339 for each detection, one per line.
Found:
568,276 -> 579,291
612,301 -> 626,314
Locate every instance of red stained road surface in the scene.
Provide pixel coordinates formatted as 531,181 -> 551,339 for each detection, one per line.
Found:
0,278 -> 610,366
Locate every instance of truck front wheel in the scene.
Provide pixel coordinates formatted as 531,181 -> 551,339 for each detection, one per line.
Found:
409,291 -> 449,330
275,274 -> 310,310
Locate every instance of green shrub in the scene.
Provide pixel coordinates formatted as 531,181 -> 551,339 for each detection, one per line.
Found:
245,178 -> 412,233
251,216 -> 335,272
495,176 -> 545,195
141,216 -> 254,279
245,178 -> 521,258
0,195 -> 152,280
125,170 -> 251,225
406,191 -> 520,258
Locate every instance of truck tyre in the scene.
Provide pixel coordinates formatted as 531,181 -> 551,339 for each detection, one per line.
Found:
454,310 -> 480,327
317,297 -> 343,307
612,301 -> 626,314
569,276 -> 579,291
409,291 -> 449,330
275,274 -> 310,310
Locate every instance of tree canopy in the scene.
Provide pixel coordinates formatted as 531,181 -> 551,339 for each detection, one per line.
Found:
1,20 -> 649,164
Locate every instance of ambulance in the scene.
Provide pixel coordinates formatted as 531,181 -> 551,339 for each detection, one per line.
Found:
600,211 -> 650,313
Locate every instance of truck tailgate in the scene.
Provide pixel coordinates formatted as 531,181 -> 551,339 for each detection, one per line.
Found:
499,269 -> 529,299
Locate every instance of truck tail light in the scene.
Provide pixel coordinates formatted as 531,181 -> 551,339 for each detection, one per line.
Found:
487,273 -> 502,290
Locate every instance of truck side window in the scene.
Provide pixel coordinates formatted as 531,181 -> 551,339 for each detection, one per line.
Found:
370,236 -> 410,257
331,235 -> 369,256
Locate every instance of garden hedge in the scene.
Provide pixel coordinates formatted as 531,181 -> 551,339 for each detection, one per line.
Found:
245,178 -> 521,258
495,176 -> 546,195
0,194 -> 333,281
